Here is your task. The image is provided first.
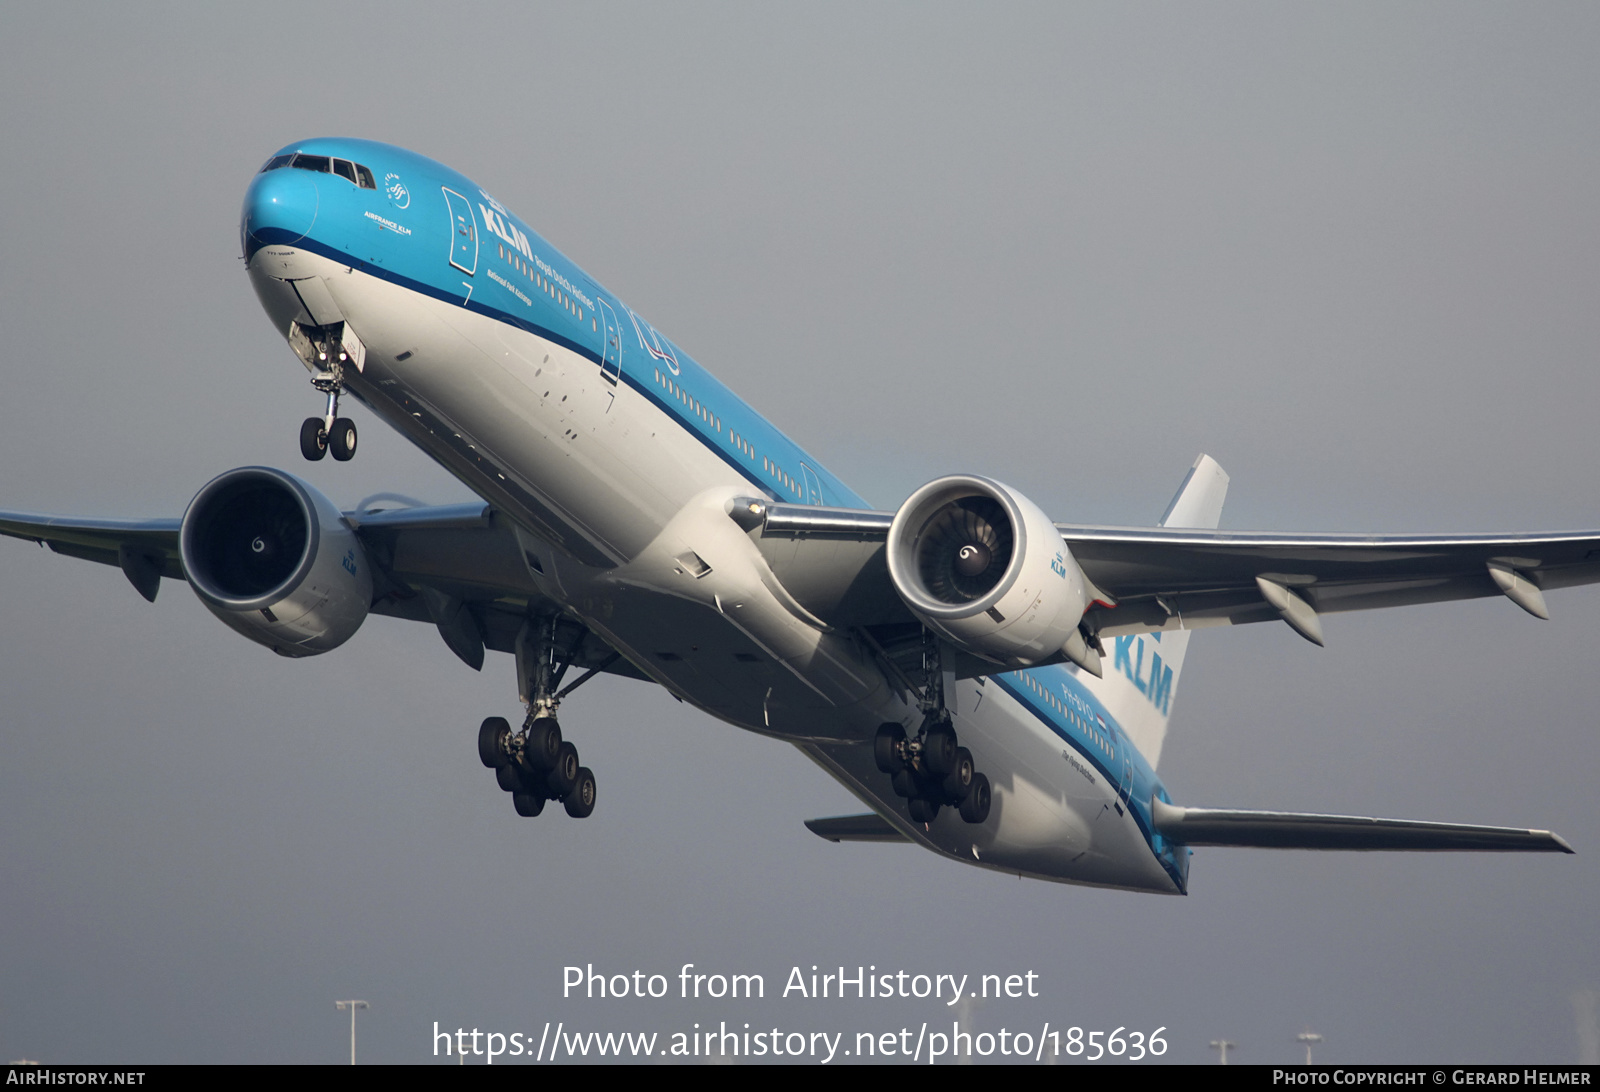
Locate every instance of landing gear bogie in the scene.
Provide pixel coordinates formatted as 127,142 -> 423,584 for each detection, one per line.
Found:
897,731 -> 986,824
481,614 -> 607,819
881,631 -> 992,825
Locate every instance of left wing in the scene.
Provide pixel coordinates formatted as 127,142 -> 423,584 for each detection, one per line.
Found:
0,513 -> 182,602
799,804 -> 1575,852
746,504 -> 1600,646
1150,799 -> 1574,853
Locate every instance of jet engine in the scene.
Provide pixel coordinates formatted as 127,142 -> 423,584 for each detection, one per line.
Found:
886,475 -> 1092,667
179,467 -> 372,657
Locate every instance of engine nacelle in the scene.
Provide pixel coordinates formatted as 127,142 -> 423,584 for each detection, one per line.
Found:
886,475 -> 1091,667
179,467 -> 372,657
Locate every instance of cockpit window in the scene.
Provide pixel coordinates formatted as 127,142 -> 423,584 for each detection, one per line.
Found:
259,153 -> 378,189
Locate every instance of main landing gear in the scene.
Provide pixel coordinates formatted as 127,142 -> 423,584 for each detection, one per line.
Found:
874,632 -> 991,826
478,714 -> 595,819
478,616 -> 611,820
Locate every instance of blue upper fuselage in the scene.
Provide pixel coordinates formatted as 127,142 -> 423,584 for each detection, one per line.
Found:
242,138 -> 863,513
240,138 -> 1184,891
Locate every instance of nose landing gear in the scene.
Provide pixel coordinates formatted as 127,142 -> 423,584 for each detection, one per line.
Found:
288,321 -> 360,462
300,373 -> 357,462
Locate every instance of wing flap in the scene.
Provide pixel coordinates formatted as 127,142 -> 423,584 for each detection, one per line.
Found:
1152,798 -> 1573,853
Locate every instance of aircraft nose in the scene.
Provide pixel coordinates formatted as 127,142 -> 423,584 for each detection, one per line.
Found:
241,166 -> 319,252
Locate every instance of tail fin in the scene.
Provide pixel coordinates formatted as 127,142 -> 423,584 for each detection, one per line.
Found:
1073,454 -> 1228,768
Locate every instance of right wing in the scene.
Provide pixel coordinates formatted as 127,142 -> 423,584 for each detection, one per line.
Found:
0,502 -> 648,681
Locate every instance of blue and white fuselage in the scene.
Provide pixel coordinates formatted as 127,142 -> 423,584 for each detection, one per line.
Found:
241,138 -> 1188,894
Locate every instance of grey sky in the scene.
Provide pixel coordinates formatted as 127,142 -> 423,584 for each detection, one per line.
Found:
2,2 -> 1598,1063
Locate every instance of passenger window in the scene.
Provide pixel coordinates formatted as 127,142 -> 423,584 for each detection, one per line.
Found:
333,159 -> 357,184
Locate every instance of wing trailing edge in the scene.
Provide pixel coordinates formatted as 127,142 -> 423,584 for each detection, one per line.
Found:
1151,798 -> 1574,853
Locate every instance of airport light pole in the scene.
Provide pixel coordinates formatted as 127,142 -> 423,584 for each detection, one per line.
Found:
1210,1039 -> 1235,1064
335,1000 -> 369,1064
1297,1030 -> 1323,1064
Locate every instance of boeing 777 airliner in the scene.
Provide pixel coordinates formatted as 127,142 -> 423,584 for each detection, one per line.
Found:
2,139 -> 1589,893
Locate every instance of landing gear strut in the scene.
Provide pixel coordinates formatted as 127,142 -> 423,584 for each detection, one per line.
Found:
874,631 -> 992,825
478,615 -> 610,819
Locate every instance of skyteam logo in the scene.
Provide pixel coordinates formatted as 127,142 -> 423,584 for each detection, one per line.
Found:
1113,634 -> 1173,715
384,173 -> 410,210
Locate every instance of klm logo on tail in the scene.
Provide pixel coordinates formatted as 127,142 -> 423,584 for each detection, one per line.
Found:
1113,634 -> 1173,715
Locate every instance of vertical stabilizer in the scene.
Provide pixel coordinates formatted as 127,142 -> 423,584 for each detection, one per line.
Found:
1071,455 -> 1228,768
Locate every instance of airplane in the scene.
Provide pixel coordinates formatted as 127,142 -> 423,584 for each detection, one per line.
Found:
0,137 -> 1587,895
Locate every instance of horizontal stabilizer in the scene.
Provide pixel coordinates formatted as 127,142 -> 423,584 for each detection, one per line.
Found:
1152,798 -> 1573,853
804,813 -> 910,843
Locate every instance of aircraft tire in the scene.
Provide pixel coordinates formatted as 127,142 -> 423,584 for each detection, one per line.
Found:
923,723 -> 959,776
329,418 -> 358,461
873,722 -> 906,773
908,796 -> 940,823
891,768 -> 918,798
940,747 -> 975,803
495,762 -> 525,793
545,741 -> 580,797
958,773 -> 991,824
299,417 -> 327,461
478,716 -> 511,768
564,767 -> 597,818
523,717 -> 562,771
513,792 -> 545,817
